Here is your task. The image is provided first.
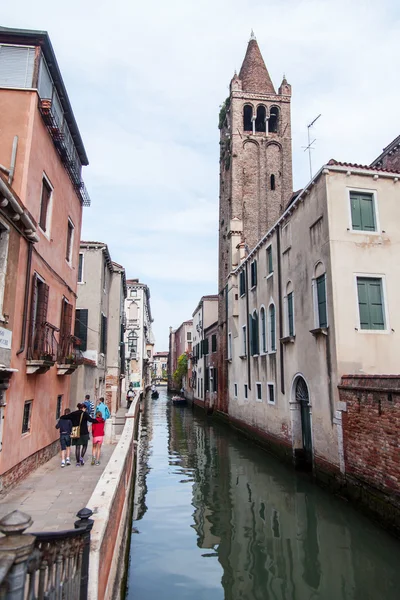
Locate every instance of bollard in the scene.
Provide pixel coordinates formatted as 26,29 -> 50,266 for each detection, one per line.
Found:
0,510 -> 36,600
74,507 -> 94,600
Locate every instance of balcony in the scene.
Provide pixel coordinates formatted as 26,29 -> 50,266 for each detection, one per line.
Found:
26,323 -> 59,375
57,335 -> 84,376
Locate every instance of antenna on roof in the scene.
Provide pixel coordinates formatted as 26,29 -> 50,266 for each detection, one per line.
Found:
302,114 -> 321,180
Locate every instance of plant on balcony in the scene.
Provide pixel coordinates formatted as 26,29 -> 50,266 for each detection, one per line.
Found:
41,352 -> 54,362
173,353 -> 188,387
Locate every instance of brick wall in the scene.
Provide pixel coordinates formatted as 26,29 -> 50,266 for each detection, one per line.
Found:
0,439 -> 59,494
340,375 -> 400,493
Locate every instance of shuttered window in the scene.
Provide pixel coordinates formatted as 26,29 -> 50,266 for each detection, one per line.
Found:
316,275 -> 327,328
251,311 -> 259,355
211,334 -> 217,352
350,192 -> 376,232
39,178 -> 52,232
74,309 -> 88,352
267,246 -> 273,275
78,253 -> 84,283
28,275 -> 49,357
288,292 -> 294,336
242,325 -> 247,356
203,337 -> 209,355
0,45 -> 35,88
357,277 -> 385,330
250,260 -> 257,288
269,304 -> 276,352
260,307 -> 266,352
100,314 -> 108,354
239,271 -> 246,296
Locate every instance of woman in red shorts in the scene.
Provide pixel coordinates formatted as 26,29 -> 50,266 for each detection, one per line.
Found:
91,411 -> 105,465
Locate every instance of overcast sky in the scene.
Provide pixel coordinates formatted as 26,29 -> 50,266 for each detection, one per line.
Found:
3,1 -> 399,349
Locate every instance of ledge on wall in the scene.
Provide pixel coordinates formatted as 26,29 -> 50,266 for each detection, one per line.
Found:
309,327 -> 328,337
280,335 -> 295,344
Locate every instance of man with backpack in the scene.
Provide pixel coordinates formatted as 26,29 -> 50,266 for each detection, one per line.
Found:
95,397 -> 110,420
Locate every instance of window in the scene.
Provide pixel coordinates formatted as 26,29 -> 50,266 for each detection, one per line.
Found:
244,384 -> 248,399
239,270 -> 246,296
268,383 -> 275,404
242,325 -> 247,356
74,308 -> 88,352
39,177 -> 52,232
270,175 -> 275,191
103,260 -> 107,292
288,292 -> 294,336
256,382 -> 262,402
281,222 -> 291,252
255,105 -> 266,133
100,313 -> 108,354
243,105 -> 253,131
56,395 -> 63,420
357,277 -> 385,330
78,253 -> 84,283
130,289 -> 137,297
234,383 -> 238,398
267,246 -> 273,275
0,222 -> 10,321
260,306 -> 266,353
211,334 -> 217,352
269,107 -> 279,133
22,400 -> 32,434
59,299 -> 73,358
251,310 -> 259,356
316,274 -> 327,328
350,191 -> 376,232
228,332 -> 232,360
269,304 -> 276,352
0,45 -> 35,88
203,337 -> 209,355
187,332 -> 192,341
250,260 -> 257,288
66,219 -> 74,263
28,275 -> 49,358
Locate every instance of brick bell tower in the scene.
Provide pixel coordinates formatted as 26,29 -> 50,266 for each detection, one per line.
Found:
217,32 -> 293,413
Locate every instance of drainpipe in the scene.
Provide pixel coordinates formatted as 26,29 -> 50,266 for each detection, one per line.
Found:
276,226 -> 285,394
245,262 -> 251,390
17,242 -> 33,355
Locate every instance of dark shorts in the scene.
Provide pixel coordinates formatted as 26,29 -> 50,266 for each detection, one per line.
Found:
60,434 -> 71,450
72,433 -> 90,447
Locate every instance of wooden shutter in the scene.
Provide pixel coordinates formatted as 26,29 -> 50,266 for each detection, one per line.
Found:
316,275 -> 327,328
248,315 -> 253,355
270,305 -> 276,350
350,192 -> 375,231
288,292 -> 294,336
357,278 -> 384,330
204,338 -> 209,355
267,246 -> 273,274
28,274 -> 38,352
214,368 -> 218,392
211,334 -> 217,353
74,309 -> 88,352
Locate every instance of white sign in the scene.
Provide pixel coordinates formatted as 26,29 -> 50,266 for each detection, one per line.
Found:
0,327 -> 12,350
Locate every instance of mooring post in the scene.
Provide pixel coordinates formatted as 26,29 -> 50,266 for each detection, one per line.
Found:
75,507 -> 94,600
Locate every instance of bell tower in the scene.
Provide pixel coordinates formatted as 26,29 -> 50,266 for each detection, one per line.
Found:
217,33 -> 293,413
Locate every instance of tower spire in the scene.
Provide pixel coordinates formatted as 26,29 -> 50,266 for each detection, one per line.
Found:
238,35 -> 276,94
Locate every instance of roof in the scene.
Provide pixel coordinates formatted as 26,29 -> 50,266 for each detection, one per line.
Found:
327,158 -> 400,174
0,26 -> 88,165
371,134 -> 400,167
80,241 -> 113,271
239,36 -> 276,94
192,294 -> 218,317
154,351 -> 169,357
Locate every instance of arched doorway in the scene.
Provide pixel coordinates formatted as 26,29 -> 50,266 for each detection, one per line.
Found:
293,376 -> 313,470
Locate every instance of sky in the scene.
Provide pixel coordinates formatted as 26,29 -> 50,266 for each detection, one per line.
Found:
3,0 -> 400,349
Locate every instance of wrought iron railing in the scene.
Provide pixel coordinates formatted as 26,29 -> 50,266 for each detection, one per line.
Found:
0,508 -> 93,600
27,322 -> 59,362
58,334 -> 84,365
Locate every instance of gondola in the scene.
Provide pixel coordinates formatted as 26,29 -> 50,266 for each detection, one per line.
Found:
151,390 -> 159,399
171,395 -> 186,405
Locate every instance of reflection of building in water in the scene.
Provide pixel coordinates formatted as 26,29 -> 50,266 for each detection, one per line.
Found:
185,415 -> 398,600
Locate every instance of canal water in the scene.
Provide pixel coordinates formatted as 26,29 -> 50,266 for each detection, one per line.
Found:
125,389 -> 400,600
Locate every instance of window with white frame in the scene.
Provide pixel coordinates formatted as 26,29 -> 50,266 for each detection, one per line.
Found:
256,382 -> 262,402
281,221 -> 291,252
267,383 -> 275,404
66,218 -> 74,264
244,384 -> 248,399
228,332 -> 232,360
22,400 -> 33,434
39,175 -> 53,233
78,253 -> 84,283
260,306 -> 266,353
250,260 -> 257,288
251,310 -> 259,356
268,303 -> 276,352
284,282 -> 295,337
266,245 -> 273,276
349,190 -> 377,232
313,263 -> 328,328
242,325 -> 247,356
234,383 -> 238,398
357,276 -> 386,330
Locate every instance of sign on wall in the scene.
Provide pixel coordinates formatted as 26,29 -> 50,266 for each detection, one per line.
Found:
0,327 -> 12,350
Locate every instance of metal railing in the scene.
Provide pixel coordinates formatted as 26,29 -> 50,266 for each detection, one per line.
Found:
57,334 -> 84,366
0,508 -> 93,600
27,323 -> 59,362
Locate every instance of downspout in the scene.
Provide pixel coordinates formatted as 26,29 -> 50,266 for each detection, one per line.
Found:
276,226 -> 285,394
245,262 -> 251,390
17,242 -> 33,355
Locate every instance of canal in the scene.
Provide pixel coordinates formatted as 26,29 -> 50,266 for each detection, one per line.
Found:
125,390 -> 400,599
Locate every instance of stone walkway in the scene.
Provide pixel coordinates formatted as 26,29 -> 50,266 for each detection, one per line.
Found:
0,403 -> 133,533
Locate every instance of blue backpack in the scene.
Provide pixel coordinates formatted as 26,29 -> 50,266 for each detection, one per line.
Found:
104,406 -> 110,419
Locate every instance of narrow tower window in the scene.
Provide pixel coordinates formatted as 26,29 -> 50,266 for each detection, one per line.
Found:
269,107 -> 279,133
270,174 -> 276,190
243,105 -> 253,132
255,105 -> 266,133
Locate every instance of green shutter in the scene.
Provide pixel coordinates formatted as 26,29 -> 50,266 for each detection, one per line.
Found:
211,334 -> 217,352
350,192 -> 376,231
270,305 -> 276,351
357,277 -> 385,330
316,275 -> 327,328
251,312 -> 259,355
261,308 -> 266,352
267,246 -> 273,274
288,292 -> 294,336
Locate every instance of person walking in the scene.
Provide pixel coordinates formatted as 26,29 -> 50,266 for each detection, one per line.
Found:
56,408 -> 72,468
126,387 -> 136,408
62,403 -> 96,466
83,394 -> 94,417
95,397 -> 110,420
91,411 -> 105,466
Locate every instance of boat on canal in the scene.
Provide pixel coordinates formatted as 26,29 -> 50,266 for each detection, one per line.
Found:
151,390 -> 159,399
171,395 -> 186,405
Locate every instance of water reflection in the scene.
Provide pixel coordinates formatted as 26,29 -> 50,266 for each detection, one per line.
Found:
126,391 -> 400,600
